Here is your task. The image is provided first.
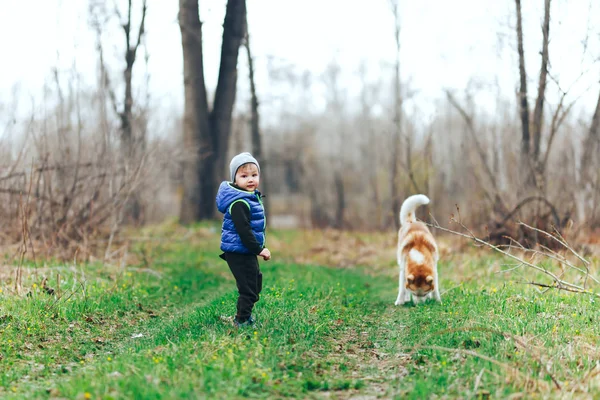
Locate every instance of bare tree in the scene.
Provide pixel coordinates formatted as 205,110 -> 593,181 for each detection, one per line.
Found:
531,0 -> 551,188
117,0 -> 147,161
582,90 -> 600,182
445,90 -> 502,207
390,0 -> 402,230
121,0 -> 147,224
578,86 -> 600,225
514,0 -> 551,193
179,0 -> 247,223
515,0 -> 531,161
323,61 -> 348,229
358,62 -> 383,228
178,0 -> 210,223
243,15 -> 267,195
90,0 -> 148,224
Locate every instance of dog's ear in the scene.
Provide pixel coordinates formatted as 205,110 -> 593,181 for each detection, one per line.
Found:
426,275 -> 433,283
407,274 -> 415,282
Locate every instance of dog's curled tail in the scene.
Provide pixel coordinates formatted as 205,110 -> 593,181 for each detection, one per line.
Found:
399,194 -> 430,226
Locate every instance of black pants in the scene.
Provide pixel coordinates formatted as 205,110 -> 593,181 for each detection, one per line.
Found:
220,252 -> 263,322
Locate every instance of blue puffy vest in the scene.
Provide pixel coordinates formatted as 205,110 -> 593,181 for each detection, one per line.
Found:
216,181 -> 266,254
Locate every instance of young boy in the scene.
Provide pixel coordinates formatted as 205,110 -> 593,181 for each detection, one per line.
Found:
216,152 -> 271,327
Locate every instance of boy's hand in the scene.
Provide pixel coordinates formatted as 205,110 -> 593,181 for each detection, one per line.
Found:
259,248 -> 271,261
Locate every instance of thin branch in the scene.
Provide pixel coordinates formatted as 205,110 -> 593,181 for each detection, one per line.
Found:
445,90 -> 499,200
502,232 -> 597,286
427,214 -> 598,297
409,326 -> 560,390
518,221 -> 590,267
412,345 -> 551,391
500,196 -> 560,227
133,0 -> 147,54
542,69 -> 590,169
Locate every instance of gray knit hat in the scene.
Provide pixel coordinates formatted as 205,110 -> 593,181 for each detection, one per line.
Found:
229,152 -> 260,182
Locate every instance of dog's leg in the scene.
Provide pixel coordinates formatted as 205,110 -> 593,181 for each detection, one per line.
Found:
395,255 -> 406,306
403,288 -> 412,303
395,289 -> 404,306
433,261 -> 442,303
395,267 -> 405,305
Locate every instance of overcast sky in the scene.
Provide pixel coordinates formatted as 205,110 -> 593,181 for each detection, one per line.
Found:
1,0 -> 599,125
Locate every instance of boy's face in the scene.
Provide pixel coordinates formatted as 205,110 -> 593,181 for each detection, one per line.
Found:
234,163 -> 260,191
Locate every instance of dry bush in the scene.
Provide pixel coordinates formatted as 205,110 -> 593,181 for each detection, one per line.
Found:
0,86 -> 180,263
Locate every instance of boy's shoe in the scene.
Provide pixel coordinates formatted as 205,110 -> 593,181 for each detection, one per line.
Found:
234,315 -> 255,328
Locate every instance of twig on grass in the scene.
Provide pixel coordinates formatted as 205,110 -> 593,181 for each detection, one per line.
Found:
426,210 -> 599,298
406,326 -> 560,391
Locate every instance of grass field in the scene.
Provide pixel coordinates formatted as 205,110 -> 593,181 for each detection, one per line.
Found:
1,222 -> 599,399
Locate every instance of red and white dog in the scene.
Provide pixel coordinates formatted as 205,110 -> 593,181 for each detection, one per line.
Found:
395,194 -> 441,305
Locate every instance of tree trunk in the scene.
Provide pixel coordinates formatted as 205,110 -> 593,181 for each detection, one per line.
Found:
179,0 -> 245,223
390,0 -> 402,230
358,66 -> 382,229
120,0 -> 147,224
515,0 -> 531,160
515,0 -> 551,194
121,67 -> 133,158
178,0 -> 211,223
578,88 -> 600,223
531,0 -> 551,163
333,171 -> 345,229
244,19 -> 267,195
209,0 -> 247,210
530,0 -> 551,192
581,90 -> 600,183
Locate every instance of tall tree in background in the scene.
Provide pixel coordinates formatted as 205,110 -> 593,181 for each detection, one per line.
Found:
323,61 -> 347,229
178,0 -> 247,223
578,85 -> 600,223
119,0 -> 147,224
118,0 -> 147,162
243,15 -> 267,196
390,0 -> 402,230
514,0 -> 551,193
582,91 -> 600,180
515,0 -> 530,166
90,0 -> 148,224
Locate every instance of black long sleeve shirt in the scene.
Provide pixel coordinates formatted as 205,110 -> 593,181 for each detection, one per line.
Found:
230,201 -> 264,255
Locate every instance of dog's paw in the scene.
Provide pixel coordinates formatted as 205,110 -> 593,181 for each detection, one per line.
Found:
394,299 -> 402,306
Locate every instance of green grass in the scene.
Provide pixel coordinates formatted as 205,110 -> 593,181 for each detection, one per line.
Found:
1,223 -> 599,398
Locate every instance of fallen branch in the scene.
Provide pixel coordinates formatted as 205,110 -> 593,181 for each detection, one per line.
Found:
427,208 -> 599,297
410,345 -> 550,391
407,326 -> 560,390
